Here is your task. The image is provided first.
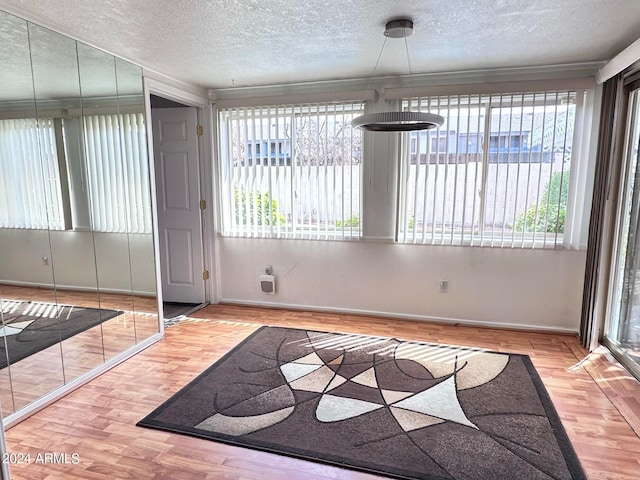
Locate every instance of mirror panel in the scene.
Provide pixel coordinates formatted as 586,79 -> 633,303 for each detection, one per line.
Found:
3,21 -> 73,411
0,10 -> 160,419
115,57 -> 160,343
47,36 -> 117,383
77,43 -> 138,361
0,11 -> 38,416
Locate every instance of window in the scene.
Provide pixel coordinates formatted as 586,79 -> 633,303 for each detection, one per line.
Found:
83,113 -> 152,234
458,134 -> 481,153
410,137 -> 417,154
398,91 -> 578,248
432,135 -> 448,153
218,102 -> 363,239
0,118 -> 64,230
409,131 -> 429,160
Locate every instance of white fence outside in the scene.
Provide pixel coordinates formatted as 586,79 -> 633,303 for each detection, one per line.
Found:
226,159 -> 567,241
229,164 -> 361,227
403,162 -> 564,231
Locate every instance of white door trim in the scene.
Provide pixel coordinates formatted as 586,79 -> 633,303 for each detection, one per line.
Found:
143,75 -> 209,107
198,105 -> 220,304
142,77 -> 214,332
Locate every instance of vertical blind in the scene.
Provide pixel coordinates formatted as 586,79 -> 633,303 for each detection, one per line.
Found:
218,102 -> 363,239
398,91 -> 578,248
0,118 -> 64,230
83,113 -> 152,234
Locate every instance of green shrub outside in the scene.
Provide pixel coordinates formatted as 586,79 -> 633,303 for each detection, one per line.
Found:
335,214 -> 360,227
514,170 -> 568,233
234,188 -> 285,225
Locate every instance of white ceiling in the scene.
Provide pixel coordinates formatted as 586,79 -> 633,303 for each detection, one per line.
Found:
2,0 -> 640,91
0,12 -> 144,102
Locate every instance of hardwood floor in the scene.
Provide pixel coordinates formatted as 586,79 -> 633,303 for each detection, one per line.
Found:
4,304 -> 640,479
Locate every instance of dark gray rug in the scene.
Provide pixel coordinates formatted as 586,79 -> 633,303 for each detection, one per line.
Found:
163,302 -> 201,322
138,326 -> 587,480
163,302 -> 204,328
0,300 -> 122,368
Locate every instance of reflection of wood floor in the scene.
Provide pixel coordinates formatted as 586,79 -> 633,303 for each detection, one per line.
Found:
0,285 -> 158,416
4,305 -> 640,479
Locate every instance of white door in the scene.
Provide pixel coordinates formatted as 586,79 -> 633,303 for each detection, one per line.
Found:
152,107 -> 205,304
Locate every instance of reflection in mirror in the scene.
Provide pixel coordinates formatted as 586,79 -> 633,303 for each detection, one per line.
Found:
0,18 -> 68,412
115,57 -> 160,344
78,44 -> 144,359
0,293 -> 12,417
10,23 -> 90,408
48,37 -> 119,383
0,10 -> 160,420
76,43 -> 138,360
0,10 -> 36,417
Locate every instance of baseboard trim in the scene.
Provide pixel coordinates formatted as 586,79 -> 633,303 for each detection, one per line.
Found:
219,298 -> 580,335
0,279 -> 156,298
3,332 -> 163,428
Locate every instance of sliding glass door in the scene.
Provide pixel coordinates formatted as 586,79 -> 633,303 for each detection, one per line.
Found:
606,86 -> 640,377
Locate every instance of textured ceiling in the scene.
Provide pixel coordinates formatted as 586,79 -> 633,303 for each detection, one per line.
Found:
1,11 -> 142,102
1,0 -> 640,91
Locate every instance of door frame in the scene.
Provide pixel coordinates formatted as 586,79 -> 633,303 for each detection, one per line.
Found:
142,75 -> 216,333
602,77 -> 640,380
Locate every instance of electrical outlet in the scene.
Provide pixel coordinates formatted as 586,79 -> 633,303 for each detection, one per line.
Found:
42,256 -> 49,266
439,279 -> 448,293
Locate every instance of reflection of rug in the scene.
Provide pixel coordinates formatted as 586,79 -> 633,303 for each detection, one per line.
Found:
138,326 -> 586,480
0,300 -> 123,368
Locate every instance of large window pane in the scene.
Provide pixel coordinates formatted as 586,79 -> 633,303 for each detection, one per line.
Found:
218,102 -> 363,240
399,91 -> 577,248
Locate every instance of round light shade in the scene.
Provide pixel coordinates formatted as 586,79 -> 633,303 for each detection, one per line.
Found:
351,111 -> 445,132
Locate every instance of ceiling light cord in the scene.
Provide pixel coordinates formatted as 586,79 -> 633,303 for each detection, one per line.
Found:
366,36 -> 388,92
403,33 -> 413,76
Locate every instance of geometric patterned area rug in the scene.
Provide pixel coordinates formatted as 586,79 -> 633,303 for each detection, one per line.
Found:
138,326 -> 587,480
0,299 -> 122,369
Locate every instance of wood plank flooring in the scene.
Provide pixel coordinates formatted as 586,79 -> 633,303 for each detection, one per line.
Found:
0,285 -> 159,415
4,304 -> 640,479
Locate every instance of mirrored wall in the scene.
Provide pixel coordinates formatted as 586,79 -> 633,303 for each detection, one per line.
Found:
0,11 -> 160,418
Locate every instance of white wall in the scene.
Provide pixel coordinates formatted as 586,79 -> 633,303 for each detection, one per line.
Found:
0,229 -> 156,295
218,238 -> 586,332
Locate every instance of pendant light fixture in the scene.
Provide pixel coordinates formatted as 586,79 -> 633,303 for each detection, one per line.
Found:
352,19 -> 444,132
